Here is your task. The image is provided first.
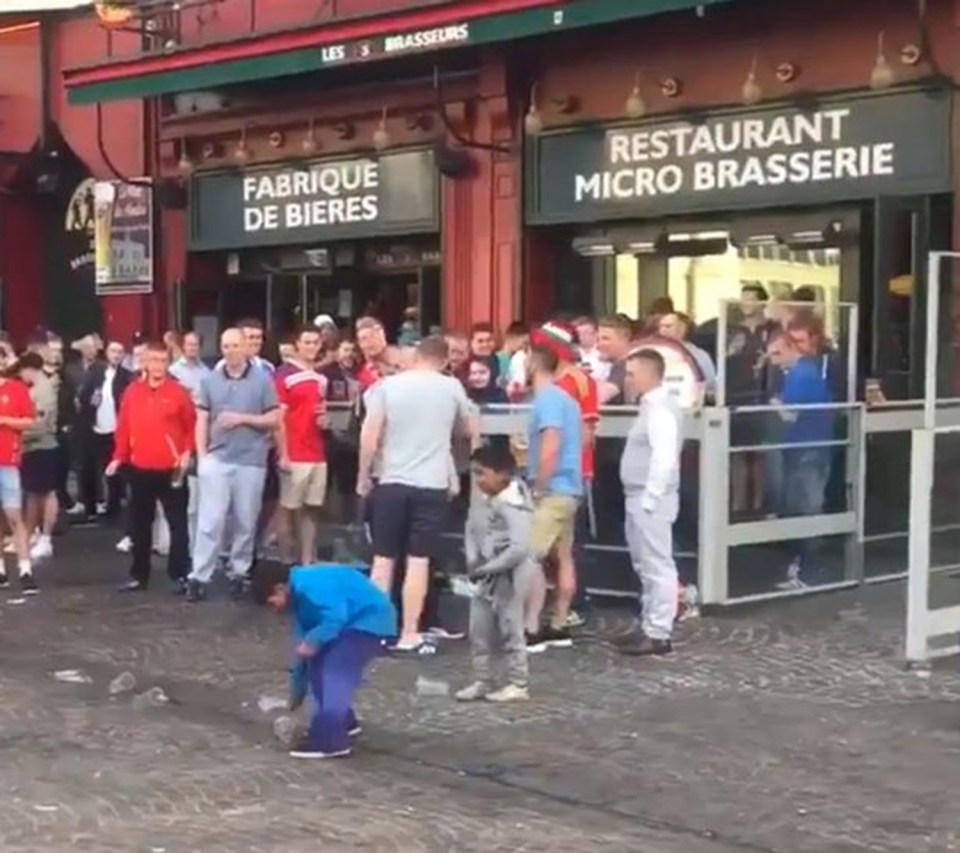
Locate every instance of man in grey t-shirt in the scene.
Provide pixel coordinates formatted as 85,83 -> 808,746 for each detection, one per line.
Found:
358,335 -> 477,650
187,328 -> 279,601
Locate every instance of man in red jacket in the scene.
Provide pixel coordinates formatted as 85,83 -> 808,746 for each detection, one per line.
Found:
107,340 -> 196,593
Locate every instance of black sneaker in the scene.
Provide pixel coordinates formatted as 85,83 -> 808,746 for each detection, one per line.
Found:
228,577 -> 249,601
185,580 -> 207,603
171,577 -> 189,596
539,626 -> 573,649
525,631 -> 548,654
20,573 -> 38,596
616,634 -> 672,657
0,572 -> 9,590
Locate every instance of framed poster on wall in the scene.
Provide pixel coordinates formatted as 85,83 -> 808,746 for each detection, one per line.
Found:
93,179 -> 154,295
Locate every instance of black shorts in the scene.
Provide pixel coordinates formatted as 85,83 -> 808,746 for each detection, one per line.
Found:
371,483 -> 448,560
21,448 -> 57,495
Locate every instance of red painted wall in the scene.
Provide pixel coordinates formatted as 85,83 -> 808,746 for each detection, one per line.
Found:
0,21 -> 43,341
49,15 -> 148,343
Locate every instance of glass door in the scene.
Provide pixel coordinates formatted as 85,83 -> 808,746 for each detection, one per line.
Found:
267,273 -> 303,345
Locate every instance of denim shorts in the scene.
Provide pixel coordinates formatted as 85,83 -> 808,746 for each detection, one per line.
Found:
0,465 -> 22,510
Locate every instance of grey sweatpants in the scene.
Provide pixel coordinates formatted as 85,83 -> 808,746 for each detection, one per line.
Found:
469,564 -> 534,687
624,491 -> 679,641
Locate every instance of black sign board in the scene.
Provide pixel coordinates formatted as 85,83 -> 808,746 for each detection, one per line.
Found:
526,90 -> 952,225
189,149 -> 439,250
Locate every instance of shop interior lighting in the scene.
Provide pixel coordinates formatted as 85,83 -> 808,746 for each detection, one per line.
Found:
740,234 -> 779,246
657,232 -> 730,257
524,83 -> 544,136
625,72 -> 647,120
870,31 -> 896,89
301,119 -> 318,156
741,56 -> 763,106
372,107 -> 391,152
572,237 -> 616,257
626,240 -> 657,254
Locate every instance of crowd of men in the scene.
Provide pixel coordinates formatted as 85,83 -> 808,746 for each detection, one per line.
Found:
0,288 -> 844,646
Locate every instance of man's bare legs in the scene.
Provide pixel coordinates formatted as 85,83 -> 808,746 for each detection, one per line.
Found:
298,508 -> 319,566
551,542 -> 577,629
370,555 -> 395,594
3,507 -> 31,582
400,556 -> 429,643
524,564 -> 548,634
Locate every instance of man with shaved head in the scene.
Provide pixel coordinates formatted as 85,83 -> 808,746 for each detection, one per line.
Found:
187,328 -> 280,602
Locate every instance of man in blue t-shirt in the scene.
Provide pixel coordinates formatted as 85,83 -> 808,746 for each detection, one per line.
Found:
767,332 -> 834,590
524,343 -> 582,651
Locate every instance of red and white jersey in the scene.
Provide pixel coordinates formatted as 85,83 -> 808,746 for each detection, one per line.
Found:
275,362 -> 327,463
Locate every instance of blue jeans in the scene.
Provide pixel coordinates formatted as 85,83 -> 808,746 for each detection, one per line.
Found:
782,448 -> 830,566
307,630 -> 384,754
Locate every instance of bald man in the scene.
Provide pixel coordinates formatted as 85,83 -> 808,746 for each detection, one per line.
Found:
187,328 -> 281,602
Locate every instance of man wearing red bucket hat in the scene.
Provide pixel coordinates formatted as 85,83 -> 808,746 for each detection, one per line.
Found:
525,321 -> 598,643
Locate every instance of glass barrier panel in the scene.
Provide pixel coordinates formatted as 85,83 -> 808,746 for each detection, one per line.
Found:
727,405 -> 853,526
728,534 -> 849,598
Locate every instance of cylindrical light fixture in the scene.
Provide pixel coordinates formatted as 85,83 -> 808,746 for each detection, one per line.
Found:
524,82 -> 543,136
233,126 -> 251,165
625,71 -> 646,120
372,107 -> 391,151
870,31 -> 895,89
177,137 -> 194,175
301,119 -> 318,156
742,56 -> 762,106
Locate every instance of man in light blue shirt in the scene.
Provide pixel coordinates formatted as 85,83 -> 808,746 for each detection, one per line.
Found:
524,343 -> 582,652
170,331 -> 211,404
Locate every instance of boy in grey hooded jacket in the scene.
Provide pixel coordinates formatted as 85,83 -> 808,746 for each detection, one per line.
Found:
457,444 -> 536,702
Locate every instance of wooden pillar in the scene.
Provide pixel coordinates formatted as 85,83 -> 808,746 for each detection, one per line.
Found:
441,50 -> 520,331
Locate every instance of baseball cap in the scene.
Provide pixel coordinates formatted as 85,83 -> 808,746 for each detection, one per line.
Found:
313,314 -> 336,329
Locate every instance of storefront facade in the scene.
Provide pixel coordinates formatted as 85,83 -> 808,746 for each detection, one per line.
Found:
525,87 -> 954,399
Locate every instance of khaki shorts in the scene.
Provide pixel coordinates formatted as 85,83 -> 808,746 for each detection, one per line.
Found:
529,493 -> 579,560
279,462 -> 328,510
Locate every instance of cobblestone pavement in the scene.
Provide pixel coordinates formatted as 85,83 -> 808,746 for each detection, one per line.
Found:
2,528 -> 960,852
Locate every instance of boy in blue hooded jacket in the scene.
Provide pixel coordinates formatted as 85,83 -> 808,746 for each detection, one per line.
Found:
265,563 -> 397,759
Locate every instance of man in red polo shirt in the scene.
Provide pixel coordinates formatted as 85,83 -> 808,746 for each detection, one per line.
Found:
0,369 -> 37,594
529,321 -> 599,630
276,325 -> 328,566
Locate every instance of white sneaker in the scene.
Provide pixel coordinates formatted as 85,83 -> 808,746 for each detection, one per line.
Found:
96,502 -> 107,515
455,682 -> 491,702
424,626 -> 466,641
486,684 -> 529,703
289,748 -> 351,760
29,537 -> 53,561
115,536 -> 133,554
66,503 -> 86,516
776,560 -> 808,591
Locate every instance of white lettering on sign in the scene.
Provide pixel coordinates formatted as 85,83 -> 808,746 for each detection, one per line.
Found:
572,106 -> 900,204
383,24 -> 469,54
241,160 -> 380,233
321,44 -> 346,63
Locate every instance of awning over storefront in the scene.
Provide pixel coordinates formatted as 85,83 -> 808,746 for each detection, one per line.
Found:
64,0 -> 734,105
0,1 -> 90,10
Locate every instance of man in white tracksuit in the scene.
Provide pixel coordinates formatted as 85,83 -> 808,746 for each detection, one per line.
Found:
615,348 -> 682,657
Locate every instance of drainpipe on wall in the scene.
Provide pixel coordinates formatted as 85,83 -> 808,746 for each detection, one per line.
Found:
39,15 -> 52,146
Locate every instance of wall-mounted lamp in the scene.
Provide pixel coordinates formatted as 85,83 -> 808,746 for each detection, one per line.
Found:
200,141 -> 222,161
870,31 -> 896,89
372,107 -> 391,152
301,119 -> 319,156
742,56 -> 763,106
405,112 -> 434,132
524,82 -> 543,136
900,42 -> 922,67
660,77 -> 683,98
268,130 -> 285,149
334,122 -> 355,141
775,62 -> 799,83
233,126 -> 251,165
177,138 -> 194,175
625,71 -> 646,120
551,94 -> 580,115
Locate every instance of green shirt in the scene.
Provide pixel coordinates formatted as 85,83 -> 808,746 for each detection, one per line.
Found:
23,374 -> 58,453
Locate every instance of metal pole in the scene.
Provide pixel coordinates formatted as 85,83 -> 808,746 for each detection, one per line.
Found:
906,428 -> 934,662
716,298 -> 728,408
846,302 -> 858,404
923,252 -> 943,430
